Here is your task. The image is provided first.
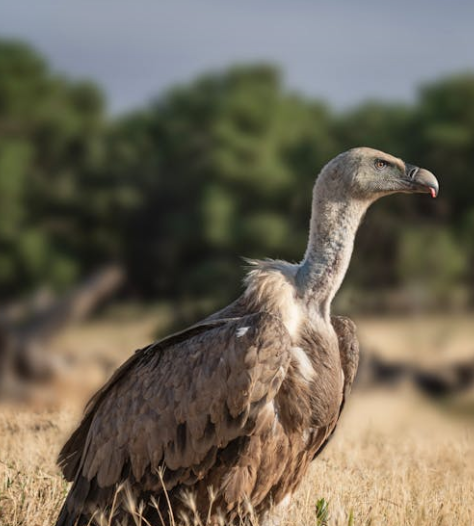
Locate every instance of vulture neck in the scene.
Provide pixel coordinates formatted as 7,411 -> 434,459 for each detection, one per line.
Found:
296,188 -> 370,321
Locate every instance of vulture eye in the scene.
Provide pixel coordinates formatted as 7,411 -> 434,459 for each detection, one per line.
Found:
375,159 -> 389,170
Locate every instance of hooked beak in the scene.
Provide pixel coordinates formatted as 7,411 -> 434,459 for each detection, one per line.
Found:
405,165 -> 439,198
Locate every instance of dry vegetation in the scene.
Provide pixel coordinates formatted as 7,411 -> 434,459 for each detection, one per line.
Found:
1,310 -> 473,526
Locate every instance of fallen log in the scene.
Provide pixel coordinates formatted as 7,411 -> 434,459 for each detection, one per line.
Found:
0,265 -> 123,397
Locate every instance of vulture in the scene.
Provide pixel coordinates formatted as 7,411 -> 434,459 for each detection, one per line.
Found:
56,148 -> 439,526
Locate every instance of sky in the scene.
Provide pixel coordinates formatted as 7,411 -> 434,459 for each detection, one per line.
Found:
1,0 -> 473,114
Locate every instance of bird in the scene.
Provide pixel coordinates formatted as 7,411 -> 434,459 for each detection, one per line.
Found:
55,147 -> 439,526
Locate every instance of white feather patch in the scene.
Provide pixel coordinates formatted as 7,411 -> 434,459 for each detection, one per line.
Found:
236,326 -> 250,338
279,494 -> 292,510
291,346 -> 315,383
282,300 -> 302,339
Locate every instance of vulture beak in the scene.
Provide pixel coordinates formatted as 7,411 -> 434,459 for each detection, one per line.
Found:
405,165 -> 439,198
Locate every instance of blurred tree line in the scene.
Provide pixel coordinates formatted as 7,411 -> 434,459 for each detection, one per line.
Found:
1,40 -> 473,314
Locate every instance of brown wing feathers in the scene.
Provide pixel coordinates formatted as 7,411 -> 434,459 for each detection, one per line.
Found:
58,312 -> 292,520
331,315 -> 360,397
58,319 -> 232,481
309,316 -> 359,461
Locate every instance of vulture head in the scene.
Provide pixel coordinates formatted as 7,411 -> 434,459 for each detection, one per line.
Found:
318,147 -> 439,202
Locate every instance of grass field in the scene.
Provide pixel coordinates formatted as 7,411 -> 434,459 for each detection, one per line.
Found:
1,310 -> 473,526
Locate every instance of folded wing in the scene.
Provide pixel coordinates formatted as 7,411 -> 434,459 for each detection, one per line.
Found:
58,311 -> 292,517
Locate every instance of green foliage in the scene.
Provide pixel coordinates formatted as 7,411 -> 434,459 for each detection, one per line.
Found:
0,139 -> 31,239
0,40 -> 115,295
118,64 -> 334,306
413,74 -> 474,216
0,38 -> 473,312
315,498 -> 330,526
397,226 -> 468,307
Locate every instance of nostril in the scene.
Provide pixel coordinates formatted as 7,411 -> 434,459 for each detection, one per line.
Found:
408,166 -> 418,180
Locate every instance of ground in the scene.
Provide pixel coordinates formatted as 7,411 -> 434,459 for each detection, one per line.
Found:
0,310 -> 473,526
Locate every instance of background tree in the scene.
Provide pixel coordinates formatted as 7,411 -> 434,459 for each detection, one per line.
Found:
1,39 -> 473,316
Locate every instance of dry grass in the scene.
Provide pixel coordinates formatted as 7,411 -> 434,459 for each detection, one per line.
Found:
1,312 -> 473,526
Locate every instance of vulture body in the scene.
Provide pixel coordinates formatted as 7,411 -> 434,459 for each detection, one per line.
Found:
56,148 -> 438,526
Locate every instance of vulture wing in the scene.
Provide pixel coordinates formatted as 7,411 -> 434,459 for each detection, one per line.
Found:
311,316 -> 359,460
331,315 -> 360,399
57,311 -> 291,520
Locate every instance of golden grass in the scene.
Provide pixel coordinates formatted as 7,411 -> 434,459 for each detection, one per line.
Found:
1,313 -> 473,525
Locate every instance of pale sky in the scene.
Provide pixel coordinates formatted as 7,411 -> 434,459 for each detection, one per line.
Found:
1,0 -> 473,113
